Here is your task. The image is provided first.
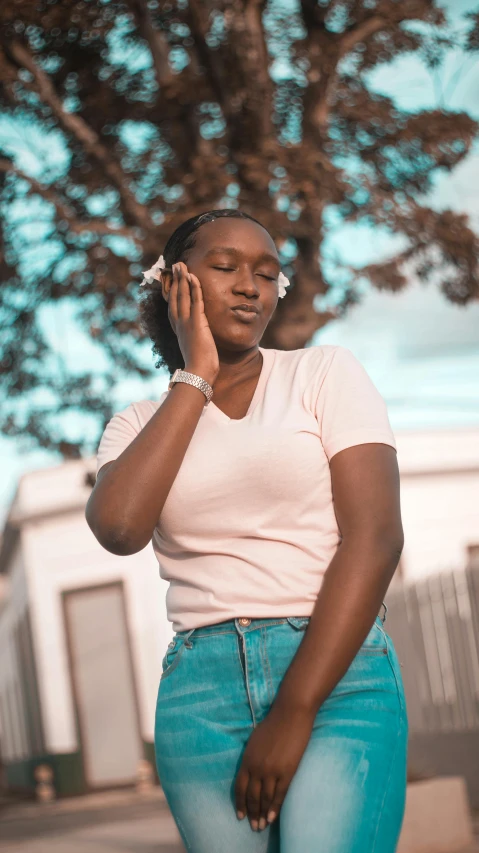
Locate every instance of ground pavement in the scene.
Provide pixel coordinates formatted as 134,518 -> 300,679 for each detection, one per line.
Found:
0,788 -> 184,853
1,787 -> 478,853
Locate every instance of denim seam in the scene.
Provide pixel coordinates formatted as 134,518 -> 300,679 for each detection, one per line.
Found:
375,617 -> 389,640
236,633 -> 246,679
241,634 -> 257,728
358,648 -> 389,656
262,627 -> 275,705
160,630 -> 194,680
178,619 -> 291,640
357,619 -> 389,655
187,629 -> 235,639
243,619 -> 290,630
160,644 -> 184,680
384,633 -> 406,716
369,713 -> 405,853
381,600 -> 388,623
286,617 -> 309,630
175,814 -> 192,852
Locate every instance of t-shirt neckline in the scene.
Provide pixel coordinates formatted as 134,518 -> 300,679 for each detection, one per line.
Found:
207,346 -> 274,424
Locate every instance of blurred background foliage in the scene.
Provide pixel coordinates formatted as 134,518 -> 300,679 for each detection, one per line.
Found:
0,0 -> 478,456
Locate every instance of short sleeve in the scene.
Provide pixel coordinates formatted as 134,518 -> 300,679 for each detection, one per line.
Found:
315,346 -> 397,461
96,402 -> 142,476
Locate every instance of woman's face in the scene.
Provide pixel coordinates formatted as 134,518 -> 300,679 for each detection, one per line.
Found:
164,218 -> 281,351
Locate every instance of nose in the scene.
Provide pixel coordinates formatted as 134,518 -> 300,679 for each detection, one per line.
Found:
233,264 -> 261,295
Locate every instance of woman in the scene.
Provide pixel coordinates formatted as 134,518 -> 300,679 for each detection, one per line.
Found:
87,209 -> 408,853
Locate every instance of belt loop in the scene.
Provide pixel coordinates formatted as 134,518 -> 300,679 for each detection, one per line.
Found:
381,601 -> 388,623
183,627 -> 196,649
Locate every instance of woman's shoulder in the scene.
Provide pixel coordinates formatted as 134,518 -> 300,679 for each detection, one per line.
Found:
271,343 -> 342,374
109,394 -> 168,429
272,343 -> 341,360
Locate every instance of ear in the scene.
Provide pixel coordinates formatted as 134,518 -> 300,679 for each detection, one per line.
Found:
160,269 -> 172,302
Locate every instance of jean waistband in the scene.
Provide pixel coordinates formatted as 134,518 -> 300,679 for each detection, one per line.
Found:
174,602 -> 388,640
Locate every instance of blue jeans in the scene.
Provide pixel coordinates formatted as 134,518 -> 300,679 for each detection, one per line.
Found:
154,610 -> 408,852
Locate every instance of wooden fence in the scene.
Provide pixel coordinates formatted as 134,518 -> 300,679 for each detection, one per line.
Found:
384,566 -> 479,734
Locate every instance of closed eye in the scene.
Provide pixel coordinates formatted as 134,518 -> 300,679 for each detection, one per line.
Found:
212,266 -> 276,280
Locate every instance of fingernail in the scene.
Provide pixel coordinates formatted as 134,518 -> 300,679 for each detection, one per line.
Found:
259,817 -> 266,830
237,811 -> 244,820
267,810 -> 277,823
251,819 -> 258,831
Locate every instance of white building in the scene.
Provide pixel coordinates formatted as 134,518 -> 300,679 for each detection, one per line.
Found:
0,459 -> 171,795
0,425 -> 478,796
393,426 -> 479,582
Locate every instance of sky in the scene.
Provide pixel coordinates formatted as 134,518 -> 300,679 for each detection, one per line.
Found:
0,0 -> 478,529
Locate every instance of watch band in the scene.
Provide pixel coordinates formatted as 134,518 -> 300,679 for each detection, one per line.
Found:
168,369 -> 214,405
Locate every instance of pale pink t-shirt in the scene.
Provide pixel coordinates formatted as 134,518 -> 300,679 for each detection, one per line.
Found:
96,345 -> 396,632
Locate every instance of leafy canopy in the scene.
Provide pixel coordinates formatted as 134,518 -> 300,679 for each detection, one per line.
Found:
0,0 -> 478,456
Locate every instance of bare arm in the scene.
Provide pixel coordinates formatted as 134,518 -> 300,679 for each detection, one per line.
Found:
86,259 -> 220,556
232,441 -> 403,831
85,375 -> 215,555
273,442 -> 404,715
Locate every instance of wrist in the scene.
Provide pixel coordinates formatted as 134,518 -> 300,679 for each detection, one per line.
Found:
184,365 -> 218,387
270,695 -> 317,726
274,674 -> 323,719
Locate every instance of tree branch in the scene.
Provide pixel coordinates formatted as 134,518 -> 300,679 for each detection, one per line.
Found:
340,16 -> 387,57
241,0 -> 274,145
186,0 -> 273,154
301,13 -> 387,135
7,41 -> 153,231
185,0 -> 230,114
128,0 -> 175,92
0,160 -> 139,240
127,0 -> 220,191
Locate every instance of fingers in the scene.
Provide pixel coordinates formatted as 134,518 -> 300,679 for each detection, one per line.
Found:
235,768 -> 248,823
167,262 -> 192,330
235,772 -> 281,832
167,264 -> 178,330
188,272 -> 204,309
265,778 -> 288,825
246,776 -> 262,832
259,775 -> 277,830
175,262 -> 191,320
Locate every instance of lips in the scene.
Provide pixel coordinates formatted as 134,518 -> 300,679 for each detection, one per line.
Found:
231,305 -> 259,314
231,307 -> 259,322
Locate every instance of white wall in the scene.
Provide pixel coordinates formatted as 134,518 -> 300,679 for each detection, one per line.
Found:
395,427 -> 479,581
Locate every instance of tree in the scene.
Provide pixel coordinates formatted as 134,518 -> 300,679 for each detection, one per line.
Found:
0,0 -> 478,456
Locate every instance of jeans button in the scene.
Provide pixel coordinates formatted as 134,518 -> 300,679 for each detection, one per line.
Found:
239,618 -> 251,626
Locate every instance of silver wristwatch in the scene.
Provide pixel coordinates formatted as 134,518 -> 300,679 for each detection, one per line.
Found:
168,369 -> 214,405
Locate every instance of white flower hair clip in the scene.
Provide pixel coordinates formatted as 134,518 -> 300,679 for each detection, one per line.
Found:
278,271 -> 289,298
140,254 -> 166,286
140,252 -> 290,297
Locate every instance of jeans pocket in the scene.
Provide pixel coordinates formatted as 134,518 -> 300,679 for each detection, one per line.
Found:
286,616 -> 310,631
161,637 -> 187,680
358,617 -> 389,655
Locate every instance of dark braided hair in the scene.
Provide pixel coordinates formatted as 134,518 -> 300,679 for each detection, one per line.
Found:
139,209 -> 271,376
